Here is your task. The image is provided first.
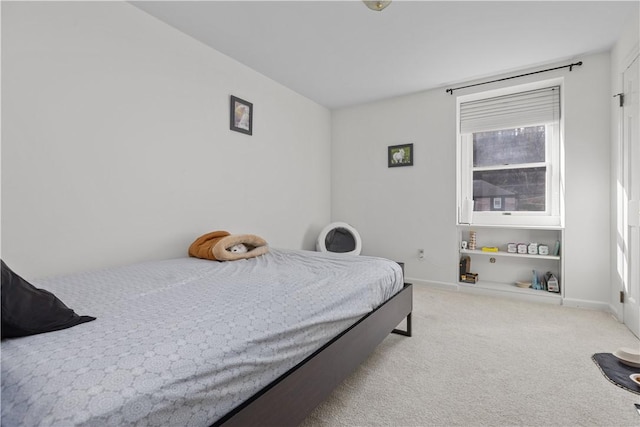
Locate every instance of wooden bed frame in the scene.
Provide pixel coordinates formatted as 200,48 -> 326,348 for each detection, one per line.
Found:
214,283 -> 413,427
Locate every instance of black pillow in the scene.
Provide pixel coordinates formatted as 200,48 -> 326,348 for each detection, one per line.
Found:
1,260 -> 96,339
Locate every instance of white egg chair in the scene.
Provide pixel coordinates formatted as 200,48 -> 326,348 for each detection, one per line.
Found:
316,222 -> 362,256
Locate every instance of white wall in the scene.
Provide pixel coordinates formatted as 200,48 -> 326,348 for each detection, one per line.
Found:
2,1 -> 633,312
332,51 -> 613,307
331,89 -> 457,286
562,52 -> 612,307
1,2 -> 331,278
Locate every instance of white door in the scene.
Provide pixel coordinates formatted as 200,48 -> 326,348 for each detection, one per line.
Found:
623,56 -> 640,338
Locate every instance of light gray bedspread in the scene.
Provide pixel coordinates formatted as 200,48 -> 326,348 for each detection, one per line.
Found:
1,248 -> 403,426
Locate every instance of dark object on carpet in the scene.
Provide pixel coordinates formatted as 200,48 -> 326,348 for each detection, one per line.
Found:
592,353 -> 640,395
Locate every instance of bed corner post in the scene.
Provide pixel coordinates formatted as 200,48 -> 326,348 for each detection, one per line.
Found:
391,312 -> 412,337
391,282 -> 412,337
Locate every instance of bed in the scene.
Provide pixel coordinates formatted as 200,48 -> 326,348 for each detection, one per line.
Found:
1,248 -> 412,426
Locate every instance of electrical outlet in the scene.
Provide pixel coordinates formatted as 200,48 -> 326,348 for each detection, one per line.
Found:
418,249 -> 424,260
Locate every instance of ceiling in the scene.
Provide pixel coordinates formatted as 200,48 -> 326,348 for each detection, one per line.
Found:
131,1 -> 639,109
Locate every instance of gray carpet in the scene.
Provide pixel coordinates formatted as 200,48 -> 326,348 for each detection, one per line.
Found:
300,285 -> 640,426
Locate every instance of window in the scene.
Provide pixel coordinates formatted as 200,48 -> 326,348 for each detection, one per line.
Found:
457,79 -> 564,227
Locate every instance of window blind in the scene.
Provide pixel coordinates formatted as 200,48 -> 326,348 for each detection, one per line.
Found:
460,86 -> 560,134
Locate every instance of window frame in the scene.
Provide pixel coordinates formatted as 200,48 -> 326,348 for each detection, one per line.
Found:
456,78 -> 565,227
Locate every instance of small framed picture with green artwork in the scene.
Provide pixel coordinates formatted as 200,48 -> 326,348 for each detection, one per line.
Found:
388,143 -> 413,167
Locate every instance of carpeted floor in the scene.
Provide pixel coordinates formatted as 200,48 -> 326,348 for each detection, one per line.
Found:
300,285 -> 640,426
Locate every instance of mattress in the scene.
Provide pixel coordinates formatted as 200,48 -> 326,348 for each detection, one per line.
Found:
1,248 -> 404,426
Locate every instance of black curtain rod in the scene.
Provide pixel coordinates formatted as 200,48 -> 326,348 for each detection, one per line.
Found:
445,61 -> 583,95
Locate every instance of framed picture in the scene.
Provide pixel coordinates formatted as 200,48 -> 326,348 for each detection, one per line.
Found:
388,143 -> 413,167
230,95 -> 253,135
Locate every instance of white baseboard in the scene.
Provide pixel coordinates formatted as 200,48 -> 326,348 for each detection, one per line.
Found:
607,303 -> 623,322
562,298 -> 611,311
407,277 -> 562,304
407,277 -> 613,312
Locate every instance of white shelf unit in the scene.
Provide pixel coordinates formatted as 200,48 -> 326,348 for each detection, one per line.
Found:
457,224 -> 564,303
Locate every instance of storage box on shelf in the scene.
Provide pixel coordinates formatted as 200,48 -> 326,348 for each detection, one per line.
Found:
457,225 -> 564,303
